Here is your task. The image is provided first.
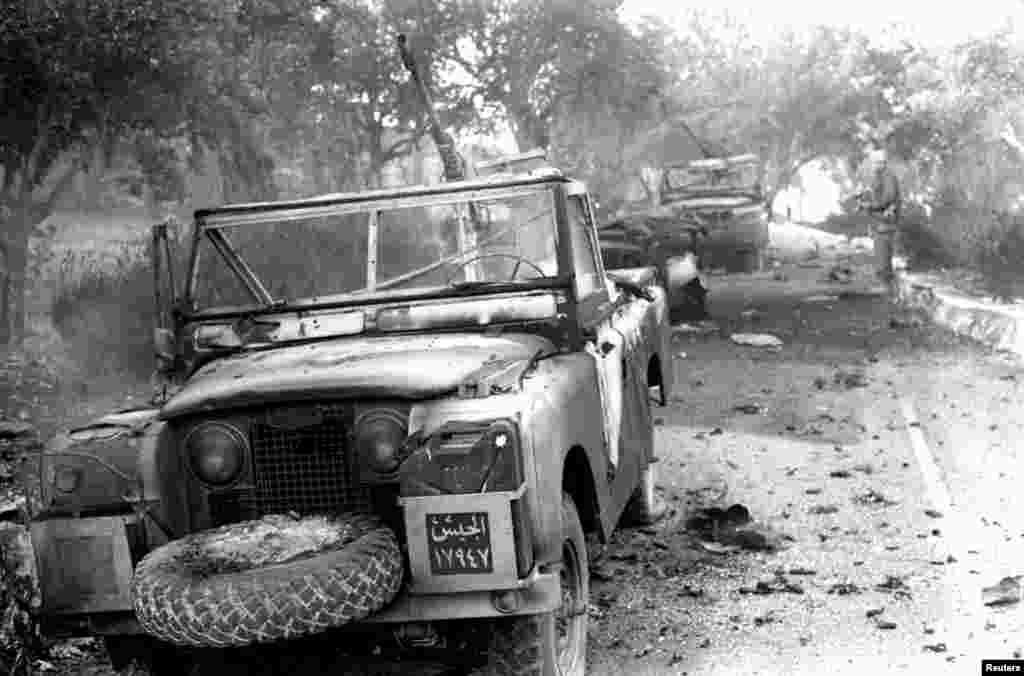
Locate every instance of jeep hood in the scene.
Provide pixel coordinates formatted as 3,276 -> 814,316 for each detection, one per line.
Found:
158,333 -> 555,419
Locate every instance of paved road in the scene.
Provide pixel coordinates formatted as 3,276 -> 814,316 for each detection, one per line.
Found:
588,260 -> 1024,675
37,257 -> 1024,676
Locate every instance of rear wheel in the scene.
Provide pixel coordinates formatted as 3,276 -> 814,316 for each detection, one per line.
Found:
470,493 -> 588,676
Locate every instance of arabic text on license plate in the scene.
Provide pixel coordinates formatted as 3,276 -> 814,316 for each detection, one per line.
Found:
426,512 -> 493,575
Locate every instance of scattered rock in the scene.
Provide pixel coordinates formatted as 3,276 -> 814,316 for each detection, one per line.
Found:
731,333 -> 784,348
829,470 -> 853,479
834,370 -> 869,388
699,541 -> 739,555
828,582 -> 861,595
753,611 -> 779,626
923,509 -> 944,519
733,403 -> 762,415
685,505 -> 752,535
808,505 -> 839,515
983,576 -> 1022,607
853,489 -> 899,507
739,574 -> 804,595
0,422 -> 34,440
923,643 -> 947,653
876,575 -> 912,599
672,322 -> 717,335
853,463 -> 874,474
805,487 -> 822,495
788,567 -> 817,576
866,608 -> 885,618
875,620 -> 898,630
827,266 -> 854,283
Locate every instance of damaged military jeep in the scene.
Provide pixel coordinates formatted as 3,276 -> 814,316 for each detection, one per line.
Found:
14,167 -> 678,675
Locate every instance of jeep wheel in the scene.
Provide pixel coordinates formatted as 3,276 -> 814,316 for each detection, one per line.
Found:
131,512 -> 403,648
470,493 -> 588,676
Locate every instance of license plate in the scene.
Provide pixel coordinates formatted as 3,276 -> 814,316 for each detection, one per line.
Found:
426,512 -> 493,574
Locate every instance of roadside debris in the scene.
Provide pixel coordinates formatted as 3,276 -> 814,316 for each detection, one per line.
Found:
853,489 -> 899,507
788,568 -> 816,576
672,322 -> 717,336
827,265 -> 854,284
876,575 -> 912,599
827,582 -> 862,595
685,504 -> 786,553
731,333 -> 783,348
983,576 -> 1022,607
834,370 -> 869,388
739,572 -> 804,595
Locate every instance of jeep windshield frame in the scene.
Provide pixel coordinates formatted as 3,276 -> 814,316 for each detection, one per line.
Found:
182,176 -> 576,322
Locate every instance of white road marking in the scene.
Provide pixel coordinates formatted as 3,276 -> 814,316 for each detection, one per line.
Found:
900,399 -> 952,513
900,398 -> 988,656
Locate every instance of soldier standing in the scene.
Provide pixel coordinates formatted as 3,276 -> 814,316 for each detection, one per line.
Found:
862,149 -> 902,282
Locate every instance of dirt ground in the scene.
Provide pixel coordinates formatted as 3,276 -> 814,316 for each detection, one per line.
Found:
6,253 -> 1024,675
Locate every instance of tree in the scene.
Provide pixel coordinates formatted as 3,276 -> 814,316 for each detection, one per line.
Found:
435,0 -> 654,152
0,0 -> 295,345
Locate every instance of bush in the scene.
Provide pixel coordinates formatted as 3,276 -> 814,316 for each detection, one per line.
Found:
50,221 -> 189,381
968,210 -> 1024,301
51,242 -> 156,380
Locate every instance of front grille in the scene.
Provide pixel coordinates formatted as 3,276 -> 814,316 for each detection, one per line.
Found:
208,404 -> 373,525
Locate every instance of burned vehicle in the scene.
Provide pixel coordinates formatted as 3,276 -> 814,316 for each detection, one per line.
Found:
597,214 -> 708,321
12,167 -> 677,675
658,153 -> 769,273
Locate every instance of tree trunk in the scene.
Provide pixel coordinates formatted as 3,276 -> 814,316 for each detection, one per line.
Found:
0,205 -> 32,347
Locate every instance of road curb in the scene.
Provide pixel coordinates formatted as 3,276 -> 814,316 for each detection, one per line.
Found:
895,270 -> 1024,357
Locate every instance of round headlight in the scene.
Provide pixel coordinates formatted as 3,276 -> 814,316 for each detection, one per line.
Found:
185,422 -> 246,487
356,411 -> 407,474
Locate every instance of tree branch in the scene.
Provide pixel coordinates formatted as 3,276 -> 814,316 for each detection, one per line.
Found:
33,157 -> 81,217
17,102 -> 51,195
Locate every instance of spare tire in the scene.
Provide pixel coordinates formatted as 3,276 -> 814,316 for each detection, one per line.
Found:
131,512 -> 403,648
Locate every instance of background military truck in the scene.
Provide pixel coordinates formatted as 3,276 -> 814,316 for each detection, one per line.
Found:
658,152 -> 769,274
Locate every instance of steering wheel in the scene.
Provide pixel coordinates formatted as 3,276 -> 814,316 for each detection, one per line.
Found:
445,253 -> 547,284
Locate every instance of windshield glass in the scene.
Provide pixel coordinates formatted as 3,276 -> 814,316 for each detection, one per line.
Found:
191,184 -> 560,311
664,159 -> 760,194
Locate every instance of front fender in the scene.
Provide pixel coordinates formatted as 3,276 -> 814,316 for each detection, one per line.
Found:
520,354 -> 609,565
27,408 -> 185,544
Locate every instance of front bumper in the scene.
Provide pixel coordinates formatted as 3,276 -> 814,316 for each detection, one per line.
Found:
17,494 -> 559,638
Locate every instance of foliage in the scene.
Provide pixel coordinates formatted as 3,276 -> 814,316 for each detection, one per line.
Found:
434,0 -> 665,152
